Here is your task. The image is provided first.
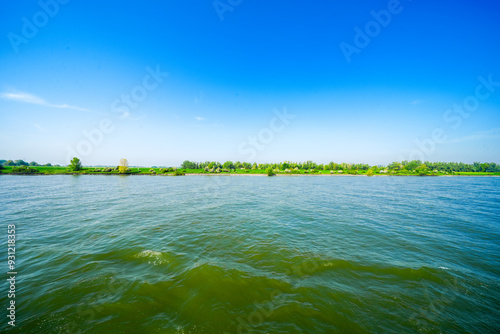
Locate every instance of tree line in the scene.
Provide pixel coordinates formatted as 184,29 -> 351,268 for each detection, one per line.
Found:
181,160 -> 500,173
0,159 -> 55,167
2,158 -> 499,173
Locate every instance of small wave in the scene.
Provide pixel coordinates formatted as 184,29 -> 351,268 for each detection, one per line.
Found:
134,250 -> 168,265
282,254 -> 453,285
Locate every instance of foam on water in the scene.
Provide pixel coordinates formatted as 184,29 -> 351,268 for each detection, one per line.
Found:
134,250 -> 168,265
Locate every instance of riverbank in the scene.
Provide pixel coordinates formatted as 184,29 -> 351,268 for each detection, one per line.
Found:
3,161 -> 499,177
1,169 -> 499,177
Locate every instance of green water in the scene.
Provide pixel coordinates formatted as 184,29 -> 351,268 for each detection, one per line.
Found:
1,175 -> 499,333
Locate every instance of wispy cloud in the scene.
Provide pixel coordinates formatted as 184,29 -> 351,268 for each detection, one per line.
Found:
448,128 -> 500,143
194,90 -> 204,104
193,122 -> 223,128
195,116 -> 205,121
33,123 -> 46,132
0,91 -> 90,112
411,99 -> 427,105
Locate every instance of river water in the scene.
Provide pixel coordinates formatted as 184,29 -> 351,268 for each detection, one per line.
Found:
0,175 -> 499,333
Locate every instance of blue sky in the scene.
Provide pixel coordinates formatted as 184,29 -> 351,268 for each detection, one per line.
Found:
1,0 -> 499,166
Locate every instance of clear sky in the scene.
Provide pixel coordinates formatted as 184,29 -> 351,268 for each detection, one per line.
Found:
1,0 -> 499,166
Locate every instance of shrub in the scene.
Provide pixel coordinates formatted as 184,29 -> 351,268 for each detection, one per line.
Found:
173,170 -> 185,176
118,158 -> 129,173
266,167 -> 275,176
12,166 -> 37,174
366,169 -> 374,177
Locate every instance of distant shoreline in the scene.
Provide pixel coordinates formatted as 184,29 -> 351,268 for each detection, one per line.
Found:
2,173 -> 499,177
3,160 -> 499,177
2,164 -> 500,177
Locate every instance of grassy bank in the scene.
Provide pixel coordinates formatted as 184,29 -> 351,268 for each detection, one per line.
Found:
1,166 -> 500,176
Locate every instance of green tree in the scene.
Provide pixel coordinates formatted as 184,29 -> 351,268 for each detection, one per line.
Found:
406,160 -> 421,171
181,160 -> 197,169
416,164 -> 429,176
223,161 -> 234,170
388,162 -> 401,171
14,160 -> 29,166
69,157 -> 82,171
366,169 -> 374,176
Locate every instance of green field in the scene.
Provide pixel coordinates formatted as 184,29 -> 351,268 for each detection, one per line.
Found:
1,166 -> 500,176
455,172 -> 500,176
